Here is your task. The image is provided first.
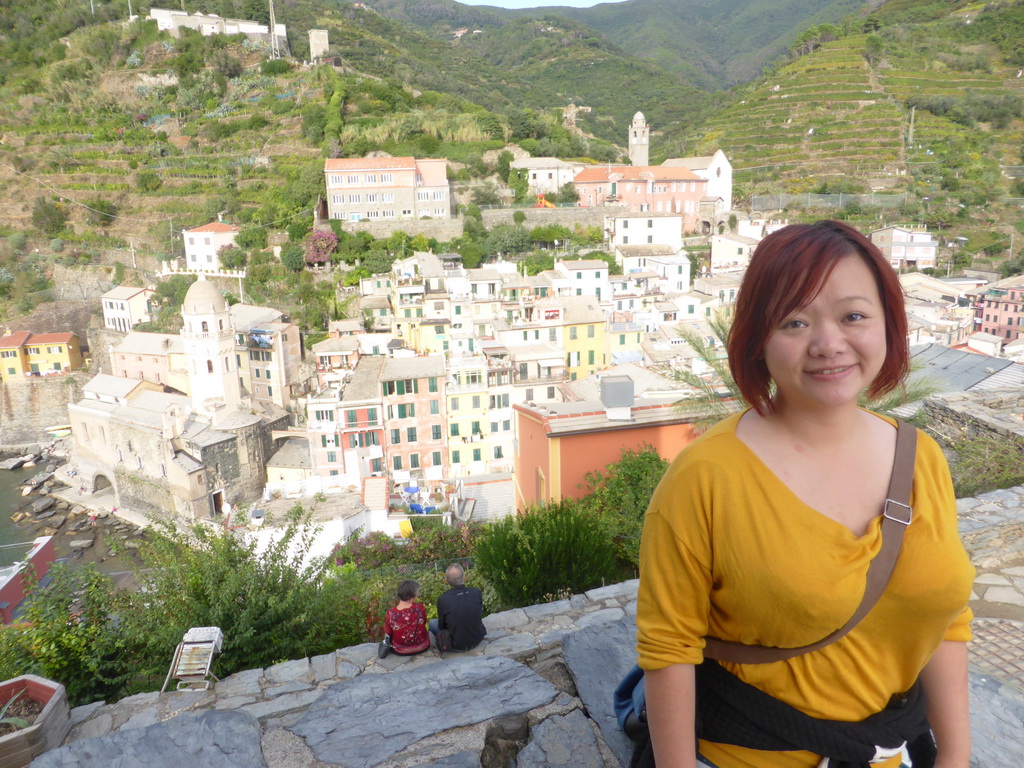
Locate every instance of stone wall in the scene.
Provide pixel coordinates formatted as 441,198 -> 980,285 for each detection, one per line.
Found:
0,374 -> 87,448
50,265 -> 117,302
923,392 -> 1024,447
333,204 -> 629,243
480,204 -> 627,230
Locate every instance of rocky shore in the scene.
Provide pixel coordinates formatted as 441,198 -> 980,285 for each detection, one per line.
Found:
2,447 -> 148,573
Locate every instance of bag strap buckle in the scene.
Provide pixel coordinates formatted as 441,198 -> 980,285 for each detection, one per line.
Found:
883,499 -> 912,526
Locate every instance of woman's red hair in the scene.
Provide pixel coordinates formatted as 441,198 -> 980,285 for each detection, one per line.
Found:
727,220 -> 909,416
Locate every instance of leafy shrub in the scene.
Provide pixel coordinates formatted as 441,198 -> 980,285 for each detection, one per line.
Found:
7,233 -> 27,253
31,197 -> 67,236
281,243 -> 305,272
261,59 -> 291,76
333,523 -> 480,570
0,565 -> 127,706
136,170 -> 162,192
474,501 -> 617,607
50,238 -> 64,252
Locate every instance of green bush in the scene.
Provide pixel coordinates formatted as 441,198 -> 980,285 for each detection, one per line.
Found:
0,565 -> 127,706
7,233 -> 27,253
136,170 -> 162,192
50,238 -> 64,252
474,501 -> 617,607
261,59 -> 291,76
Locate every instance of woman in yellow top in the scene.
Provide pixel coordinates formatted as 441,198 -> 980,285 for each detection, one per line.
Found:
636,221 -> 974,768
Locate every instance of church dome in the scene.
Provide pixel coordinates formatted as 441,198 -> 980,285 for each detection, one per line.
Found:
182,279 -> 227,316
633,111 -> 645,123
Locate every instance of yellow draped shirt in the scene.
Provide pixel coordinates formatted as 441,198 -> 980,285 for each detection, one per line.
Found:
636,412 -> 974,768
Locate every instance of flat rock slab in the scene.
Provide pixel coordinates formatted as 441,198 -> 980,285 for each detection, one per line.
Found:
969,666 -> 1024,768
31,710 -> 266,768
288,656 -> 558,768
563,617 -> 637,768
516,709 -> 604,767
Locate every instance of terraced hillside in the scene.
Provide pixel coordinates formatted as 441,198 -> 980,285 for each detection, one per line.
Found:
692,13 -> 1021,224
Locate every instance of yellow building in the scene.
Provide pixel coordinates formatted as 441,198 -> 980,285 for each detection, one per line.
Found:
0,331 -> 83,381
553,297 -> 607,380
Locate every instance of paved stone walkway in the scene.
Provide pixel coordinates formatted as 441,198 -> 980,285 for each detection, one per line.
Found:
958,485 -> 1024,691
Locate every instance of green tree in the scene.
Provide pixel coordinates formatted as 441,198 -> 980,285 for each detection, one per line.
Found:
484,224 -> 531,257
31,197 -> 68,236
85,197 -> 118,228
554,182 -> 579,205
471,184 -> 501,207
0,565 -> 127,706
496,150 -> 514,180
218,244 -> 246,269
582,445 -> 670,567
281,243 -> 305,272
118,515 -> 351,680
513,210 -> 527,226
235,226 -> 268,251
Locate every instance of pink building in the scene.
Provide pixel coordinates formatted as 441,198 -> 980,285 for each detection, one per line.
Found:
972,275 -> 1024,343
574,166 -> 706,232
379,356 -> 448,481
324,157 -> 451,223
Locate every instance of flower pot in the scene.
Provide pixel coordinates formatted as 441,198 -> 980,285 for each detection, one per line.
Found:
0,675 -> 71,767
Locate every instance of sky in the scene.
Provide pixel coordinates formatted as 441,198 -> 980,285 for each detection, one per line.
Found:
459,0 -> 630,8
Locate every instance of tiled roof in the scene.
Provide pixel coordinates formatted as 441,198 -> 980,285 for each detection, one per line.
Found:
574,165 -> 701,183
186,222 -> 241,233
0,331 -> 32,349
102,286 -> 153,301
24,332 -> 76,344
325,157 -> 417,171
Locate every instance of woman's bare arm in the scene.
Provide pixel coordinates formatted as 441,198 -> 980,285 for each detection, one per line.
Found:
920,640 -> 971,768
645,663 -> 698,768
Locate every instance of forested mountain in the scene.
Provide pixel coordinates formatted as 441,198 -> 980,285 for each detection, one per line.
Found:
368,0 -> 882,89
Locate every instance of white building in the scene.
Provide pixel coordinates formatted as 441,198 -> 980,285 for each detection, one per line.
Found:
709,233 -> 760,274
604,213 -> 684,256
662,150 -> 733,212
183,222 -> 241,273
870,226 -> 938,270
101,286 -> 155,333
553,259 -> 611,301
180,278 -> 242,419
509,157 -> 588,197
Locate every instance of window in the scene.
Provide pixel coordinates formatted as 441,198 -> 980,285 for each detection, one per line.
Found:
473,448 -> 482,462
267,386 -> 272,397
346,174 -> 359,184
367,408 -> 378,425
549,328 -> 556,341
472,395 -> 481,409
451,423 -> 460,437
472,421 -> 481,435
570,327 -> 578,340
381,173 -> 393,183
432,425 -> 442,440
327,451 -> 337,463
620,334 -> 626,345
452,451 -> 461,463
391,429 -> 401,444
588,325 -> 595,338
588,350 -> 595,365
432,451 -> 442,466
503,419 -> 511,431
410,453 -> 420,469
371,458 -> 383,473
489,394 -> 509,408
428,377 -> 438,392
430,400 -> 439,415
451,397 -> 459,411
407,427 -> 417,442
494,446 -> 504,459
393,455 -> 402,470
525,388 -> 534,400
365,174 -> 377,183
315,409 -> 334,422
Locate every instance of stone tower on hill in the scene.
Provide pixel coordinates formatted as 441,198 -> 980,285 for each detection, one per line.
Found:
628,111 -> 649,166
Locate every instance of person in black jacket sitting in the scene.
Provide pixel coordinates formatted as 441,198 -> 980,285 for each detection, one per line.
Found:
430,563 -> 486,651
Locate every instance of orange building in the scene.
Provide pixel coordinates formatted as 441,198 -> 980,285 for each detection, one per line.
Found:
513,374 -> 701,509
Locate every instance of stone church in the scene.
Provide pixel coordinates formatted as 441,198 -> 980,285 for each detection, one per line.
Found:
69,279 -> 288,520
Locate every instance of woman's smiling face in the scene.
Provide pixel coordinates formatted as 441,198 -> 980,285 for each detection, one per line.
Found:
762,254 -> 887,415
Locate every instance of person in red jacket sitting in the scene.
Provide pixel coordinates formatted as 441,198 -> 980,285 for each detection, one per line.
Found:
384,580 -> 430,656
